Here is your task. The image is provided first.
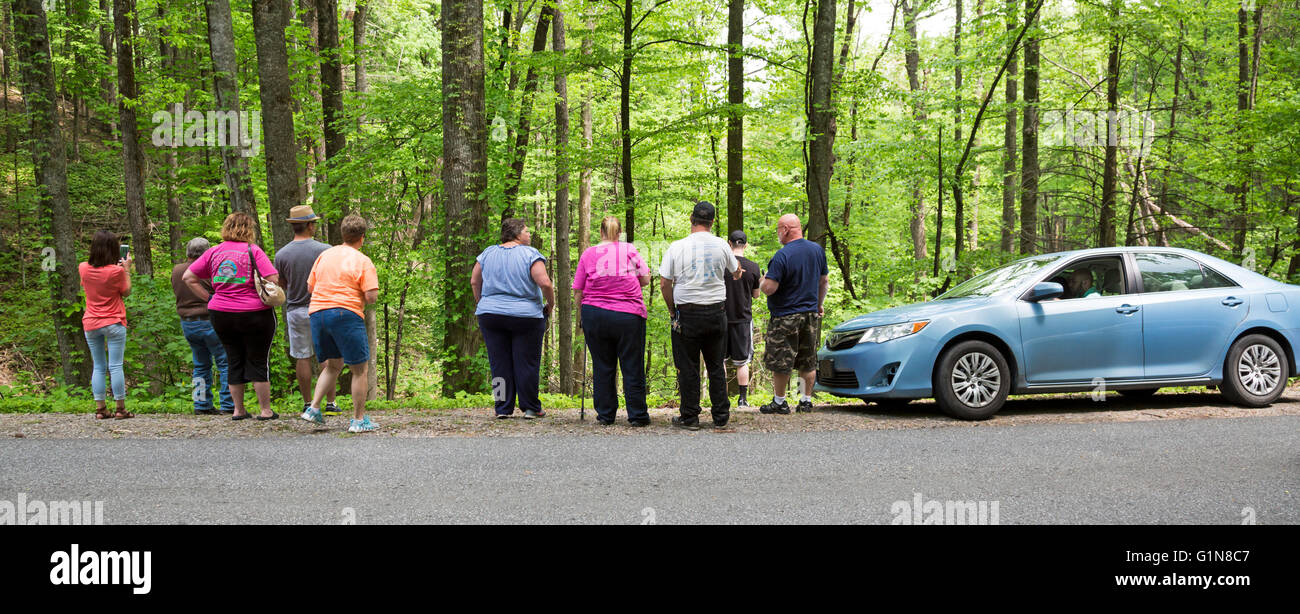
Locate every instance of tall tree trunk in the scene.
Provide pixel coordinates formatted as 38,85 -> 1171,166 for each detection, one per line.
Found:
354,0 -> 367,94
573,5 -> 593,383
205,0 -> 261,238
554,0 -> 572,394
902,0 -> 926,260
114,0 -> 152,276
98,0 -> 114,133
1100,0 -> 1120,247
14,0 -> 90,385
620,0 -> 635,241
441,0 -> 489,395
952,0 -> 963,258
297,0 -> 325,221
318,0 -> 347,224
251,0 -> 298,249
503,6 -> 552,216
726,0 -> 743,233
805,0 -> 835,248
159,5 -> 182,264
999,0 -> 1017,252
1019,0 -> 1039,254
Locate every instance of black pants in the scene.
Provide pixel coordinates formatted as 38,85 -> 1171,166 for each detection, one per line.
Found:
208,308 -> 276,385
670,302 -> 729,424
478,313 -> 546,416
581,305 -> 648,423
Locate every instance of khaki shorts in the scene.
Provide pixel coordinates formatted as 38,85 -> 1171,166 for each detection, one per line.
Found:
763,312 -> 821,374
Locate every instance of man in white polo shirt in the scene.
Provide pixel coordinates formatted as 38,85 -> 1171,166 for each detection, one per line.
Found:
659,201 -> 741,430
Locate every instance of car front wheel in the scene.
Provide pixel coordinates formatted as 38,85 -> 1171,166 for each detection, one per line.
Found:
1221,334 -> 1289,407
934,340 -> 1011,420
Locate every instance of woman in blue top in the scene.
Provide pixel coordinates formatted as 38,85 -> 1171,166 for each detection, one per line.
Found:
471,218 -> 556,419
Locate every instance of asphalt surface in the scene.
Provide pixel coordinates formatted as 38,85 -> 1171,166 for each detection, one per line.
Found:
1,414 -> 1296,524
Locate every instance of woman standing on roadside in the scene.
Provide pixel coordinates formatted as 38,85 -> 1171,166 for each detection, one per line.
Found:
80,231 -> 133,419
572,216 -> 651,426
182,212 -> 282,421
471,218 -> 555,419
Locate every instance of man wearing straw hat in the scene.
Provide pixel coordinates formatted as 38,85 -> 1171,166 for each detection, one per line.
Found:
274,205 -> 339,416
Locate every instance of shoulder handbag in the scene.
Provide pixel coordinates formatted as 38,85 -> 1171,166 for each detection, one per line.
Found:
247,244 -> 286,307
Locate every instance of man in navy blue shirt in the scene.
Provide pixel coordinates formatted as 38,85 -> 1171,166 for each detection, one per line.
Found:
759,214 -> 828,415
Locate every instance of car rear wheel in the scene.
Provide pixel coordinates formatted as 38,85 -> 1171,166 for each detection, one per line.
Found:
934,340 -> 1011,420
1118,388 -> 1159,399
1221,334 -> 1289,407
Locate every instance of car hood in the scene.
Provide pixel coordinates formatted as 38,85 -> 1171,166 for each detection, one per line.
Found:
832,297 -> 990,331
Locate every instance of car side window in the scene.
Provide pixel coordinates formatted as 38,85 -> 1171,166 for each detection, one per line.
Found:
1041,256 -> 1127,300
1136,253 -> 1238,292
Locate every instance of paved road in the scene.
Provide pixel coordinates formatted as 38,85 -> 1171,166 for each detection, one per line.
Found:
1,415 -> 1296,524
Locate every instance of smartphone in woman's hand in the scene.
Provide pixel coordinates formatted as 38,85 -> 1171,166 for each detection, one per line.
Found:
119,244 -> 130,261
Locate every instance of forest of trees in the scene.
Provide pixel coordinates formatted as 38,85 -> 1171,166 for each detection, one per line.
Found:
3,0 -> 1298,404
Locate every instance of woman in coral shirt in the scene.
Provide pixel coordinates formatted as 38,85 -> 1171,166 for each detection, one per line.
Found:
79,230 -> 132,419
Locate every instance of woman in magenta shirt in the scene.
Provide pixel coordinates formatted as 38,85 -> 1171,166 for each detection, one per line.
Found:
572,216 -> 651,426
182,212 -> 281,421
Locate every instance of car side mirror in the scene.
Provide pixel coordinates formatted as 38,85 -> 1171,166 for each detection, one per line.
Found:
1027,282 -> 1064,302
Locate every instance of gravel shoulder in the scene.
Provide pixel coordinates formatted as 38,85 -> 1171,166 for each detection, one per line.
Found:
4,385 -> 1300,439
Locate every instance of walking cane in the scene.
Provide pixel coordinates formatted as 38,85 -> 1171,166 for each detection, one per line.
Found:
580,343 -> 588,421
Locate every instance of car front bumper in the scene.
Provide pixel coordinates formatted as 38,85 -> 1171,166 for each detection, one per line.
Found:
813,331 -> 935,399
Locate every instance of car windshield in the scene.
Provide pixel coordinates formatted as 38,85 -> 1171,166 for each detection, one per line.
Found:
937,256 -> 1060,299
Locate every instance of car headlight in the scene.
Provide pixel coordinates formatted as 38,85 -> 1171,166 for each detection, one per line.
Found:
856,321 -> 930,345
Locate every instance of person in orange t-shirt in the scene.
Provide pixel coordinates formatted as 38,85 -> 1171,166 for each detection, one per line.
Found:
300,215 -> 380,432
79,230 -> 133,419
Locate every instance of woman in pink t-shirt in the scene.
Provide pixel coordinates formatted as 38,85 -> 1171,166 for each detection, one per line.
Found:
79,230 -> 132,419
572,216 -> 651,426
182,212 -> 282,421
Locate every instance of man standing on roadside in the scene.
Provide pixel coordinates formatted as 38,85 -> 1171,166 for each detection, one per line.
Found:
299,214 -> 381,433
274,205 -> 339,416
759,214 -> 828,415
170,237 -> 233,415
724,230 -> 762,409
659,201 -> 741,430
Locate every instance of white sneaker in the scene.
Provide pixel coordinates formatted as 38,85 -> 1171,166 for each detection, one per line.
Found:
300,407 -> 325,425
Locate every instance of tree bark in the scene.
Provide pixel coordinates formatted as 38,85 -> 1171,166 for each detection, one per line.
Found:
1100,0 -> 1119,247
573,5 -> 593,383
441,0 -> 489,395
318,0 -> 347,224
620,0 -> 635,241
503,6 -> 552,216
902,0 -> 926,260
804,0 -> 834,248
14,0 -> 90,385
114,0 -> 152,276
204,0 -> 261,237
726,0 -> 743,234
953,0 -> 963,258
354,0 -> 367,94
553,0 -> 573,394
1019,0 -> 1039,254
1000,0 -> 1018,252
159,5 -> 182,264
251,0 -> 298,249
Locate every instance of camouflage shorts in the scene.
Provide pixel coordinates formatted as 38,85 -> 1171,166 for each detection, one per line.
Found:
763,312 -> 821,374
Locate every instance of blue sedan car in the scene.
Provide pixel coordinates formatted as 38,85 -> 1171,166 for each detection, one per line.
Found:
815,247 -> 1298,420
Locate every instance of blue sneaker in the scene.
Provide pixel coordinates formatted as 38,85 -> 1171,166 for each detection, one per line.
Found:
348,416 -> 378,433
323,402 -> 344,416
300,406 -> 325,425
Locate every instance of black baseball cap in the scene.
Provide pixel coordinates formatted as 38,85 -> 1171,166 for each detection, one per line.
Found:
692,201 -> 716,222
728,230 -> 747,244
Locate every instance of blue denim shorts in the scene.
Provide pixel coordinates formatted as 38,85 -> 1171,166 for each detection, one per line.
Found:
310,308 -> 369,365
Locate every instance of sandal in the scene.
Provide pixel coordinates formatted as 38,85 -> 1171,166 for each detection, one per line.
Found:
255,412 -> 280,421
94,407 -> 111,420
113,410 -> 134,420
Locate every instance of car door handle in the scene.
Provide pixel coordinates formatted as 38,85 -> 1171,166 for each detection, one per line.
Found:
1222,297 -> 1244,307
1115,304 -> 1140,314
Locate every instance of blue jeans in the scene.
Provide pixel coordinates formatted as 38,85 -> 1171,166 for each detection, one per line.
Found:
182,319 -> 234,412
85,323 -> 126,401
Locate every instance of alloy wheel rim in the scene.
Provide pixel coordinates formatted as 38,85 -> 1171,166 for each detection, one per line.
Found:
952,352 -> 1001,408
1238,344 -> 1281,397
